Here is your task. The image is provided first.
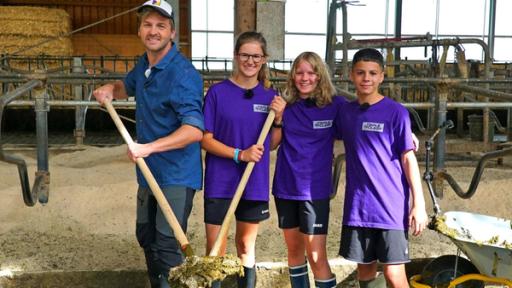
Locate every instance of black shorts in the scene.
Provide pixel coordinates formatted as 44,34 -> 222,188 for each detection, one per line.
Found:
204,198 -> 270,225
274,197 -> 330,235
339,226 -> 410,264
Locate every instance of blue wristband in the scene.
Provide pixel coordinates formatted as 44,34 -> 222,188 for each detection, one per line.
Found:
233,148 -> 240,164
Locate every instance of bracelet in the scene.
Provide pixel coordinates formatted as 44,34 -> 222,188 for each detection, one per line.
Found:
272,121 -> 283,128
233,148 -> 240,164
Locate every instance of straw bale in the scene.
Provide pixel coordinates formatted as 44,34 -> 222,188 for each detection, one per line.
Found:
0,20 -> 70,37
0,6 -> 70,22
0,35 -> 72,56
0,6 -> 73,56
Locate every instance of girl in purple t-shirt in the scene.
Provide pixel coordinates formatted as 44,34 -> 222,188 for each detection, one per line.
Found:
201,31 -> 285,288
272,52 -> 342,288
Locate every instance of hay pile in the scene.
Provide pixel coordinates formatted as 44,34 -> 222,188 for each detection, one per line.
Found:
0,6 -> 73,56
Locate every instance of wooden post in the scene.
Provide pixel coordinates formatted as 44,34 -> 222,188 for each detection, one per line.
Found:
234,0 -> 256,37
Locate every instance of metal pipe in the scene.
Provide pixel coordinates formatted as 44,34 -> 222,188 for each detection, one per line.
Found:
433,85 -> 448,198
34,89 -> 50,204
3,74 -> 512,85
394,0 -> 403,61
438,148 -> 512,199
325,0 -> 338,74
0,79 -> 43,206
7,100 -> 136,107
488,0 -> 497,60
6,100 -> 512,109
341,1 -> 349,90
453,83 -> 512,102
337,37 -> 492,78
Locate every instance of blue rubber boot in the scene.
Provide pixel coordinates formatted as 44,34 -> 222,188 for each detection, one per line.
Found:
289,262 -> 311,288
237,265 -> 256,288
314,275 -> 336,288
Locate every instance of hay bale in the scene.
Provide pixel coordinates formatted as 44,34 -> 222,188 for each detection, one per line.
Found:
0,6 -> 73,56
0,35 -> 72,56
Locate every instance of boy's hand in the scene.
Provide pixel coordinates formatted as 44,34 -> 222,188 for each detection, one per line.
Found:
409,205 -> 428,236
412,133 -> 419,152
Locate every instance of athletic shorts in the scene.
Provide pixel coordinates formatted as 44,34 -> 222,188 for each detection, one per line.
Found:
274,197 -> 330,235
204,198 -> 270,225
339,225 -> 410,264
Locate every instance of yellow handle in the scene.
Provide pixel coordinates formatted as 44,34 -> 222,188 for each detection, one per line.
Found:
209,110 -> 276,256
104,101 -> 193,256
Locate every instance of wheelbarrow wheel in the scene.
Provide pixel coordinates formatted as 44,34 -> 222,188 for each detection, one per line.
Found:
421,255 -> 484,288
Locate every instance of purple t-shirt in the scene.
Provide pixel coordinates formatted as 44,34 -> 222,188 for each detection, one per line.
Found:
203,80 -> 276,201
272,96 -> 346,200
336,97 -> 414,230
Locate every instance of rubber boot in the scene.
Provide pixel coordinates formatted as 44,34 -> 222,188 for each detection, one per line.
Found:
314,275 -> 336,288
211,280 -> 222,288
143,250 -> 161,288
358,273 -> 386,288
289,262 -> 311,288
237,265 -> 256,288
158,273 -> 170,288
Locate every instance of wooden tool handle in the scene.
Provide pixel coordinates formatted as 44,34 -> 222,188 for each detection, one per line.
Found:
104,101 -> 193,256
209,110 -> 276,256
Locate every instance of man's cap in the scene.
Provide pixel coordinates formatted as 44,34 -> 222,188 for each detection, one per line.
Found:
139,0 -> 174,19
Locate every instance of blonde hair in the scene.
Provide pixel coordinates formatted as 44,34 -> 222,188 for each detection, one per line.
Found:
233,31 -> 271,88
284,52 -> 335,107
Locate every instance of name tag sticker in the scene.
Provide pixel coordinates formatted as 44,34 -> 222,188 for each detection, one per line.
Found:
253,104 -> 269,113
362,122 -> 384,132
313,120 -> 333,129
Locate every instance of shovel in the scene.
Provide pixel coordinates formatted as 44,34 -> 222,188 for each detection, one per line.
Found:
103,101 -> 194,257
169,109 -> 276,287
209,109 -> 276,256
105,100 -> 243,288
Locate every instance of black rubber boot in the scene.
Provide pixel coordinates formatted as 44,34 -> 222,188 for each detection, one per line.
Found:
237,265 -> 256,288
143,249 -> 161,288
314,275 -> 336,288
289,262 -> 311,288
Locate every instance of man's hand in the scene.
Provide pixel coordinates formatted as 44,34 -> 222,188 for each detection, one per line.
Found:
93,83 -> 115,105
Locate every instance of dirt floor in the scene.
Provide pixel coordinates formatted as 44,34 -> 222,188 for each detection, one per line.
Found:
1,143 -> 511,286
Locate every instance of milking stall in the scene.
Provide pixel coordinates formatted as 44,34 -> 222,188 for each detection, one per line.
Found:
1,0 -> 512,287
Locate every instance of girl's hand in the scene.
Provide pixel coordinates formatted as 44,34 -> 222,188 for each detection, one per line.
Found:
240,144 -> 264,162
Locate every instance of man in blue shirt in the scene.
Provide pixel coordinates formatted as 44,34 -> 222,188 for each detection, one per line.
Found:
93,1 -> 204,287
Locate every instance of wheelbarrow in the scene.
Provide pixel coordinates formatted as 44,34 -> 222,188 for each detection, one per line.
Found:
410,121 -> 512,288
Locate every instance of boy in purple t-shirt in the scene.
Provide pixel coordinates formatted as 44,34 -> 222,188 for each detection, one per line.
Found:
336,48 -> 427,288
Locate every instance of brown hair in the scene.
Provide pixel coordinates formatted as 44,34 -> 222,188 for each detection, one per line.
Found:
233,31 -> 271,88
284,51 -> 335,107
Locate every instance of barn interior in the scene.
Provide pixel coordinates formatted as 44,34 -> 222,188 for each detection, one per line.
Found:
1,1 -> 512,287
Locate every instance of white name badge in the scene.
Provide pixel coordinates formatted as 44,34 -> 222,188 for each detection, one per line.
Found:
253,104 -> 269,113
362,122 -> 384,132
313,120 -> 333,129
